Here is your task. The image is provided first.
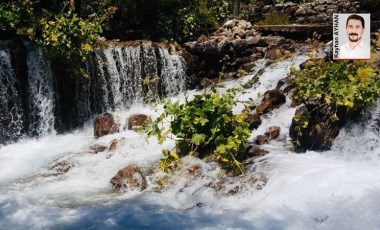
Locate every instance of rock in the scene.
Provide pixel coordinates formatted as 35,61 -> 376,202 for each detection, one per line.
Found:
275,76 -> 295,93
265,126 -> 281,140
224,19 -> 238,28
186,164 -> 202,179
49,160 -> 74,174
89,144 -> 108,154
256,90 -> 286,115
109,139 -> 119,151
127,114 -> 149,131
262,36 -> 284,47
289,103 -> 349,152
244,113 -> 262,130
246,145 -> 269,158
295,6 -> 307,16
110,164 -> 147,192
94,113 -> 119,138
254,135 -> 269,145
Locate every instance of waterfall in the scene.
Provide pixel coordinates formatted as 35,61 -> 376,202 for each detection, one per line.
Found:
158,47 -> 187,97
0,41 -> 24,143
94,45 -> 145,110
91,41 -> 187,111
0,39 -> 188,142
24,41 -> 56,136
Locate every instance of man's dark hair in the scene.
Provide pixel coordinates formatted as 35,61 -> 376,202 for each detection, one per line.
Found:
346,14 -> 365,28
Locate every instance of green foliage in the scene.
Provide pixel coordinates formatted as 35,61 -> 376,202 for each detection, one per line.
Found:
292,60 -> 380,111
37,7 -> 103,76
0,3 -> 22,30
257,12 -> 290,25
1,1 -> 115,77
147,88 -> 251,174
112,0 -> 231,41
158,149 -> 180,172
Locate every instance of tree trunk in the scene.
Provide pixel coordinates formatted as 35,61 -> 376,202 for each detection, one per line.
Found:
233,0 -> 241,18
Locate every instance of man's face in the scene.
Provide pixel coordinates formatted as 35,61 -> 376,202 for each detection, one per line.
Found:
346,19 -> 364,42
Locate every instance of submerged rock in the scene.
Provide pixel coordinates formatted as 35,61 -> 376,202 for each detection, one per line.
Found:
94,113 -> 119,138
110,164 -> 147,192
49,160 -> 74,175
89,144 -> 108,154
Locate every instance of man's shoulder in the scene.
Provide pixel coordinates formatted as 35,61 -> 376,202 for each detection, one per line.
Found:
339,43 -> 348,50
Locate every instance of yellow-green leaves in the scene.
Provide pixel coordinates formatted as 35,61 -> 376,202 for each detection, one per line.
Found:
146,89 -> 251,175
292,60 -> 380,112
158,149 -> 180,172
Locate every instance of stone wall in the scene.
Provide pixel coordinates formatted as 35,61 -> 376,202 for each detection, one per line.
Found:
257,0 -> 363,24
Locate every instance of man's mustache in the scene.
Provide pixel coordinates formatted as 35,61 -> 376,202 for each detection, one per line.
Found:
349,33 -> 359,36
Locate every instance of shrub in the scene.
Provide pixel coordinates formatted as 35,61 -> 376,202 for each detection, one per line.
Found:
291,60 -> 380,111
1,1 -> 115,77
146,88 -> 252,175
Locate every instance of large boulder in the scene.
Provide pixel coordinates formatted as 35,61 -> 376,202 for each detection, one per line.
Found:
94,113 -> 119,138
110,164 -> 147,192
289,102 -> 349,152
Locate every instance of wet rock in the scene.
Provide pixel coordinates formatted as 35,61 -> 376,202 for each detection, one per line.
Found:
243,68 -> 265,89
186,164 -> 202,179
127,114 -> 149,131
110,164 -> 147,192
254,135 -> 269,145
244,113 -> 262,130
89,144 -> 108,154
94,113 -> 119,138
200,77 -> 214,88
275,76 -> 295,93
289,103 -> 350,152
228,186 -> 241,195
49,160 -> 74,174
265,126 -> 281,140
246,145 -> 269,158
256,90 -> 286,115
109,139 -> 119,151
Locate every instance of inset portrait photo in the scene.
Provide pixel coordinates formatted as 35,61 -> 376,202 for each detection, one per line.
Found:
333,13 -> 371,60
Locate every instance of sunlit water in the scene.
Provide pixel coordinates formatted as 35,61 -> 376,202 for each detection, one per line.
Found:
1,51 -> 380,229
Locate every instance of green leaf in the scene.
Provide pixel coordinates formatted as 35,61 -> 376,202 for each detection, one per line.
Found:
192,133 -> 206,146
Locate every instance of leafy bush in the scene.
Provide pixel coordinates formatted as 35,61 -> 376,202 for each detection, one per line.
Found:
292,60 -> 380,111
1,1 -> 115,77
147,88 -> 251,175
36,5 -> 110,76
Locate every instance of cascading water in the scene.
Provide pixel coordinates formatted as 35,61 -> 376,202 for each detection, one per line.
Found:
2,46 -> 380,229
158,47 -> 187,97
24,41 -> 56,137
0,40 -> 187,142
85,41 -> 186,112
0,41 -> 24,143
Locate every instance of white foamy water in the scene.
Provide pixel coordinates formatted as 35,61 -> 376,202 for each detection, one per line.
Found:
25,41 -> 56,136
1,52 -> 380,229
